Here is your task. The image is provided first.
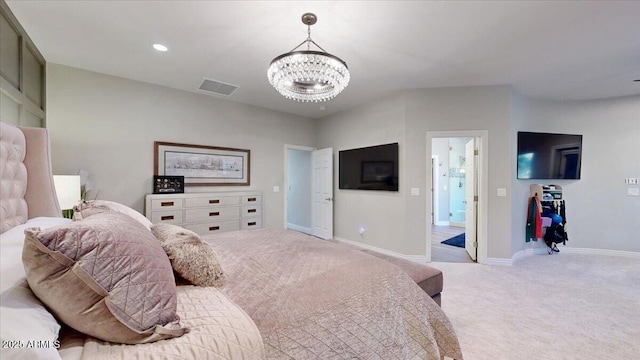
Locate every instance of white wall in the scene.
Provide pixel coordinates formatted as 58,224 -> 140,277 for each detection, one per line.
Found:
46,64 -> 316,229
511,95 -> 640,253
286,148 -> 312,230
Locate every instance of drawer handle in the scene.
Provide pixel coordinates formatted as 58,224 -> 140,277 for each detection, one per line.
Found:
247,197 -> 257,202
248,209 -> 257,213
161,215 -> 174,221
161,201 -> 174,207
209,199 -> 220,204
247,221 -> 257,226
209,212 -> 220,217
209,226 -> 220,231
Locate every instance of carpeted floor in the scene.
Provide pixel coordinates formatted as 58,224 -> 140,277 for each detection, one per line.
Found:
432,253 -> 640,360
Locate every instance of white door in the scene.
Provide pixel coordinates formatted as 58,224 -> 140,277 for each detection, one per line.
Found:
312,148 -> 333,239
464,139 -> 477,261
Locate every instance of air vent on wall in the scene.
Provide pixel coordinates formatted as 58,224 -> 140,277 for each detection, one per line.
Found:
197,78 -> 239,96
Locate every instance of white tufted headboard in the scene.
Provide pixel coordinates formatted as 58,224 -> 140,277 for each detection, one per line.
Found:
0,121 -> 61,233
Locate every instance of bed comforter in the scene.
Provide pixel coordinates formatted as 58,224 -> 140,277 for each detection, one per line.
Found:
206,229 -> 463,360
58,286 -> 265,359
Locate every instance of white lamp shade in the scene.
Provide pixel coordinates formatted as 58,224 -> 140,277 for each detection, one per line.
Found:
53,175 -> 81,210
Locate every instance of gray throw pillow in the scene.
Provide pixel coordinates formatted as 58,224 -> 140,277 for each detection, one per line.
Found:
151,223 -> 226,287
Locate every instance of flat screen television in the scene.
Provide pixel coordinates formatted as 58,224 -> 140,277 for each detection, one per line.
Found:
339,143 -> 399,191
517,132 -> 582,180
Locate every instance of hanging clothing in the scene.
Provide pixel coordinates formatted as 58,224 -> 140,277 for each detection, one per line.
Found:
526,196 -> 542,242
541,200 -> 568,252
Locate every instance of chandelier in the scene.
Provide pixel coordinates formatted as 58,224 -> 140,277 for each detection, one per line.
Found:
267,13 -> 350,102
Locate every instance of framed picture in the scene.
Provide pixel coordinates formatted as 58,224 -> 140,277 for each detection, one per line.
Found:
154,141 -> 250,186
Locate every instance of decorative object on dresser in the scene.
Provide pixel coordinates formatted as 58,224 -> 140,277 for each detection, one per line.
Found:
145,191 -> 262,236
154,141 -> 250,186
153,175 -> 185,194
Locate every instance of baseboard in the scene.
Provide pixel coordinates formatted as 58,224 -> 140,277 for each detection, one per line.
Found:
485,257 -> 513,266
561,247 -> 640,258
333,237 -> 428,264
404,254 -> 430,263
510,245 -> 640,264
287,223 -> 312,235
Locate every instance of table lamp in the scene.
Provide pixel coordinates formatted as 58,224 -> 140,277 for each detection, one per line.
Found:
53,175 -> 81,218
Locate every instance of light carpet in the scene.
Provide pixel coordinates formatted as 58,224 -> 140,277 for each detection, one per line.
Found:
432,253 -> 640,360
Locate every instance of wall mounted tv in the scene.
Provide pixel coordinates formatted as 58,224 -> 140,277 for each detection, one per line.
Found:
339,143 -> 399,191
517,131 -> 583,180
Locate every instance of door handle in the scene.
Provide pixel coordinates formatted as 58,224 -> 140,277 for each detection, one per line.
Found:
325,197 -> 332,201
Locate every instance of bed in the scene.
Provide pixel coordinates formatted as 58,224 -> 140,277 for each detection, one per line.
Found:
0,121 -> 463,359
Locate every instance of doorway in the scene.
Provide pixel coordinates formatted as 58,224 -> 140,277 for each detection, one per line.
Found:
284,145 -> 335,240
426,131 -> 488,264
284,145 -> 314,235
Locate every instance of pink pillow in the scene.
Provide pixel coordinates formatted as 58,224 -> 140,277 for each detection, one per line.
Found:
23,212 -> 187,344
73,200 -> 152,228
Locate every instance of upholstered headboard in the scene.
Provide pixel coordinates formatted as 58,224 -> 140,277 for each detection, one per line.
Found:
0,121 -> 61,233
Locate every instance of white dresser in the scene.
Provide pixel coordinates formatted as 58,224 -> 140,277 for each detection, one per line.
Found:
145,191 -> 262,235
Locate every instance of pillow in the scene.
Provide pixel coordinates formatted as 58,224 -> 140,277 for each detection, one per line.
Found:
73,200 -> 152,229
0,217 -> 70,360
0,282 -> 62,360
151,223 -> 226,287
0,217 -> 72,249
23,212 -> 188,344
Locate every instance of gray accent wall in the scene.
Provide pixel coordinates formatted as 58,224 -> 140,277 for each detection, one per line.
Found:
46,64 -> 316,229
317,93 -> 408,253
45,62 -> 639,258
317,86 -> 513,258
511,94 -> 640,253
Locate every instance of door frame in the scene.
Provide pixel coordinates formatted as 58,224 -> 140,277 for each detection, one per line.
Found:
426,130 -> 488,264
283,144 -> 316,230
431,155 -> 439,225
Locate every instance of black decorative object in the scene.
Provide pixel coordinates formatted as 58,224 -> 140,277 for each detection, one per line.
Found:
153,175 -> 184,194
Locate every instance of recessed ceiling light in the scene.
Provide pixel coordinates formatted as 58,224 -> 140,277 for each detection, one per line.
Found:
153,44 -> 168,52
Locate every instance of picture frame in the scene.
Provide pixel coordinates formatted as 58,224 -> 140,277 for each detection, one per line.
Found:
154,141 -> 250,186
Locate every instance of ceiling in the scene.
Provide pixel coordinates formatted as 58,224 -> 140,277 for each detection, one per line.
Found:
6,1 -> 640,119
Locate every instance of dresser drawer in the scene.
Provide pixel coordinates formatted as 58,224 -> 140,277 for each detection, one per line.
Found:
241,195 -> 262,205
185,220 -> 240,235
151,210 -> 183,225
185,206 -> 240,223
242,205 -> 262,218
185,196 -> 239,208
151,198 -> 183,211
241,217 -> 262,230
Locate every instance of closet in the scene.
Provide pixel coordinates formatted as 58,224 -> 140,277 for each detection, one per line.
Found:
527,184 -> 569,254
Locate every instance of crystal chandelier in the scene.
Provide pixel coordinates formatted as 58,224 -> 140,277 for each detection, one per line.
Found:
267,13 -> 350,102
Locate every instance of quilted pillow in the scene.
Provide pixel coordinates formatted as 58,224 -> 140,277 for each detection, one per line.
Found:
73,200 -> 152,229
22,212 -> 188,344
151,223 -> 226,287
